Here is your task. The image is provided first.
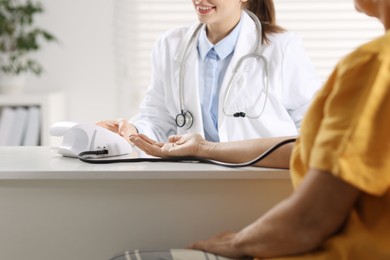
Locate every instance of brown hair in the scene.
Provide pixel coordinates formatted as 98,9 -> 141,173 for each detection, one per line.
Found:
244,0 -> 285,44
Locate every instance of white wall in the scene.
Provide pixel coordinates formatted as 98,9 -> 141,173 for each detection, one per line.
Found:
26,0 -> 118,123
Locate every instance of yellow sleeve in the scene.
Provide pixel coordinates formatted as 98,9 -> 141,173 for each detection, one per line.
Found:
309,51 -> 390,196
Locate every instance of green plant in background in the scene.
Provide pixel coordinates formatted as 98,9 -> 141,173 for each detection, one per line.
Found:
0,0 -> 56,76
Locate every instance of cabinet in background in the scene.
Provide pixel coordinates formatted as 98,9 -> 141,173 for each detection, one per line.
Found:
0,92 -> 65,146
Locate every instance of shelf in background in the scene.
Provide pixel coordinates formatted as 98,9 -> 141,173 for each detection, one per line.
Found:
0,91 -> 65,146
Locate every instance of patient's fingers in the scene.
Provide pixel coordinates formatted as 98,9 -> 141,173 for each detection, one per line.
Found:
168,135 -> 182,143
129,134 -> 164,156
137,142 -> 160,156
137,133 -> 157,144
135,138 -> 164,157
136,134 -> 165,147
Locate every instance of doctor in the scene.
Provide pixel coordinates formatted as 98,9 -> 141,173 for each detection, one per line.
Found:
98,0 -> 321,143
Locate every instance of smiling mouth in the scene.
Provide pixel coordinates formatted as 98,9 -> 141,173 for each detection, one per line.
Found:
196,5 -> 215,14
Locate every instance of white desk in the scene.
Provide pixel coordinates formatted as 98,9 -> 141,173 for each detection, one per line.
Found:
0,147 -> 293,260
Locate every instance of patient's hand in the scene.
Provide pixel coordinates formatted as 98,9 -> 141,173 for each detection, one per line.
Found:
188,231 -> 245,259
129,133 -> 208,158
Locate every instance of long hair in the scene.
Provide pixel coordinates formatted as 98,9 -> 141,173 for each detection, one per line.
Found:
244,0 -> 285,44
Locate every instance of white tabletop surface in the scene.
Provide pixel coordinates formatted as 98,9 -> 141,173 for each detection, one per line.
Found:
0,146 -> 290,180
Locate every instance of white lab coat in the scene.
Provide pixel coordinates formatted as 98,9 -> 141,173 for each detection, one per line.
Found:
132,11 -> 322,142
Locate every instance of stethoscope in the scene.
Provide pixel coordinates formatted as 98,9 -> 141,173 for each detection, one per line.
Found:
175,10 -> 269,130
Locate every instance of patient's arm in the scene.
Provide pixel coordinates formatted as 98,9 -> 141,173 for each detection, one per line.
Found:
189,169 -> 361,259
129,133 -> 295,168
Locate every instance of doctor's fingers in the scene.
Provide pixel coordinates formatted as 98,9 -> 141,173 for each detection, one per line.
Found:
117,119 -> 137,138
96,120 -> 120,133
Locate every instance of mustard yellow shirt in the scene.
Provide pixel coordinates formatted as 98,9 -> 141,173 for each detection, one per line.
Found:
274,31 -> 390,259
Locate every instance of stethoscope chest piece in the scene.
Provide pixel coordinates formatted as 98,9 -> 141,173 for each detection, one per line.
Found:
175,110 -> 193,129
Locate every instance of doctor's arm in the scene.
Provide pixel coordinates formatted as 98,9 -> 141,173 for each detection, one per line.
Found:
97,35 -> 177,142
129,133 -> 295,168
189,168 -> 361,259
126,34 -> 179,141
281,34 -> 322,128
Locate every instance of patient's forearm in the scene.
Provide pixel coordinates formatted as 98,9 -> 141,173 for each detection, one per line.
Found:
198,137 -> 295,168
231,169 -> 360,258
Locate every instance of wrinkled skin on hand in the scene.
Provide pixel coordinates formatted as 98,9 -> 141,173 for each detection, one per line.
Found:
188,231 -> 249,259
129,133 -> 207,158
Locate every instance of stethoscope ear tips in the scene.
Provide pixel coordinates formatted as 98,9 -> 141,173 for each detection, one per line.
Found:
175,110 -> 194,129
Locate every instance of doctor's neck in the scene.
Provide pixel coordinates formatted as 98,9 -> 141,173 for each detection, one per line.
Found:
205,13 -> 241,44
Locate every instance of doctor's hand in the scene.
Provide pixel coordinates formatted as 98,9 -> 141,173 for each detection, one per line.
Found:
96,119 -> 138,141
129,133 -> 209,158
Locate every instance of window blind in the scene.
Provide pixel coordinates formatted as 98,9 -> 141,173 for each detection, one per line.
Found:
114,0 -> 383,117
114,0 -> 196,116
274,0 -> 383,80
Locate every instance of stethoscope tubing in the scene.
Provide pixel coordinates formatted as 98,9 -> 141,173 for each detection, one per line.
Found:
176,10 -> 270,128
